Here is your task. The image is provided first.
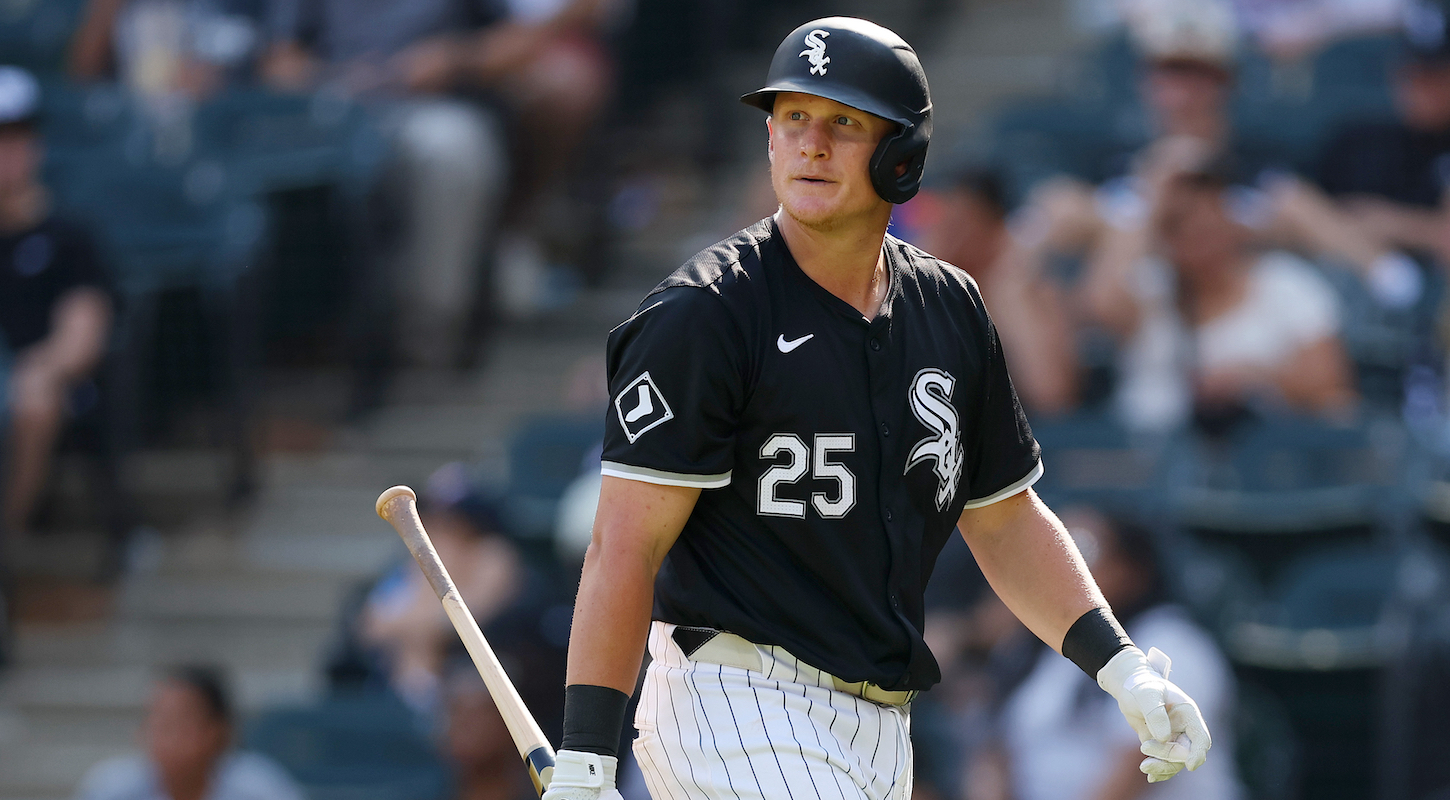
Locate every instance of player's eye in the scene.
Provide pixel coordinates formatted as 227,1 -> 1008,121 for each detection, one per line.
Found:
787,111 -> 806,121
835,115 -> 854,126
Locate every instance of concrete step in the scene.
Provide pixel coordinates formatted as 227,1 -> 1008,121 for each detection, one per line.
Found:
14,619 -> 335,670
0,664 -> 319,714
117,573 -> 354,624
4,706 -> 142,747
0,742 -> 131,800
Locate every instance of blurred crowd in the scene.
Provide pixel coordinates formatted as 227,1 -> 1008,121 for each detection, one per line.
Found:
3,0 -> 1450,798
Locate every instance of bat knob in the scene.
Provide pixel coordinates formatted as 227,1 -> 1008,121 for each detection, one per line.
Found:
376,485 -> 418,520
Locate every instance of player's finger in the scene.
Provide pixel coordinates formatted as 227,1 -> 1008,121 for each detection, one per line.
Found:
1140,733 -> 1191,763
1139,756 -> 1183,782
1179,710 -> 1213,770
1162,690 -> 1213,770
1131,684 -> 1173,742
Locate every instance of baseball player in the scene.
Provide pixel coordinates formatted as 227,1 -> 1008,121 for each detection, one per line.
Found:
544,17 -> 1212,800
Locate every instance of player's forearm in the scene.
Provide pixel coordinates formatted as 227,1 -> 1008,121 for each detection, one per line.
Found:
565,476 -> 699,694
565,541 -> 659,694
957,489 -> 1106,654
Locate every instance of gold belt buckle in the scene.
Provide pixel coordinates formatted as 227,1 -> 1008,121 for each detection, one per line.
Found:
831,676 -> 915,707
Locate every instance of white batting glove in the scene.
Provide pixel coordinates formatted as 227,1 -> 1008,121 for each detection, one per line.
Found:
1097,646 -> 1212,783
541,750 -> 625,800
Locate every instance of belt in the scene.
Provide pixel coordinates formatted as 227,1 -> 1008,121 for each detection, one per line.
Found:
671,626 -> 917,707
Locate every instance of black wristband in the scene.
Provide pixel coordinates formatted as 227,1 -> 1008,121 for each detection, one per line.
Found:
561,684 -> 631,758
1062,607 -> 1133,678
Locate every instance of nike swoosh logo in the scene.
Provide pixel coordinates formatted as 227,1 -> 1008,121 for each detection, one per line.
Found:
777,333 -> 814,353
624,385 -> 653,422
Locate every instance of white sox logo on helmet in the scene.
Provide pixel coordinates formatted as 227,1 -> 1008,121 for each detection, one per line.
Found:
799,29 -> 830,75
905,368 -> 963,510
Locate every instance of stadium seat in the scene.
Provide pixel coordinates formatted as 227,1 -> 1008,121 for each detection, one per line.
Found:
1322,256 -> 1443,410
1029,411 -> 1165,512
506,414 -> 604,539
191,88 -> 388,198
1311,35 -> 1397,96
44,131 -> 271,501
1224,542 -> 1406,669
244,691 -> 450,800
989,98 -> 1130,201
1164,414 -> 1409,608
1234,680 -> 1302,800
1222,542 -> 1413,799
0,0 -> 88,74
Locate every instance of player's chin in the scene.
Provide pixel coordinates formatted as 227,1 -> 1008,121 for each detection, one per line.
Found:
780,193 -> 847,226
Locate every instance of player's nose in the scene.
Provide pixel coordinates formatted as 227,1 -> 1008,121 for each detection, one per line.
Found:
798,120 -> 830,159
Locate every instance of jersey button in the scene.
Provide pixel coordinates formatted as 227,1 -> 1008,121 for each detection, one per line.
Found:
885,509 -> 894,522
869,338 -> 881,351
880,422 -> 890,437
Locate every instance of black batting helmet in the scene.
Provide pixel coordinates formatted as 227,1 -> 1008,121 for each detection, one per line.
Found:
742,17 -> 933,204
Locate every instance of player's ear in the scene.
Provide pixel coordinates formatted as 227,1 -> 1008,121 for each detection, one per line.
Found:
765,117 -> 774,157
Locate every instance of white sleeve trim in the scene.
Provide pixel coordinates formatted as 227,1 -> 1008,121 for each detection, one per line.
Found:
960,460 -> 1044,509
600,461 -> 733,489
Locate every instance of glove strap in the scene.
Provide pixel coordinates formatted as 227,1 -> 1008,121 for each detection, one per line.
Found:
1062,606 -> 1133,679
550,750 -> 618,791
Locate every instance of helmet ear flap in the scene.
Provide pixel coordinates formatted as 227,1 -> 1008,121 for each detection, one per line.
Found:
870,122 -> 930,204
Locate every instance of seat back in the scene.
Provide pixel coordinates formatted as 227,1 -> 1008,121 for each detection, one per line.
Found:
244,692 -> 450,800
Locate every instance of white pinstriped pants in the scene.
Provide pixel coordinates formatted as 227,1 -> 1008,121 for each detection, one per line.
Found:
634,622 -> 914,800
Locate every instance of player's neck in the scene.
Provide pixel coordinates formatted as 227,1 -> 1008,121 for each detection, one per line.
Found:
775,209 -> 891,319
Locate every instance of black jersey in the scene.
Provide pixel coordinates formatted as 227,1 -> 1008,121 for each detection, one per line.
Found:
1315,120 -> 1450,208
600,218 -> 1041,692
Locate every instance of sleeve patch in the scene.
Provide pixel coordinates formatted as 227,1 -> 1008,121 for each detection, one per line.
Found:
614,371 -> 675,443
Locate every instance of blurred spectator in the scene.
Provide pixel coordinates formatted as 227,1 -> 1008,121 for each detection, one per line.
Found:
1230,0 -> 1406,61
1000,508 -> 1244,800
440,664 -> 536,800
1071,0 -> 1403,61
259,0 -> 612,360
356,473 -> 525,711
337,463 -> 569,731
1266,0 -> 1450,308
917,536 -> 1043,800
70,0 -> 266,96
0,68 -> 113,551
74,665 -> 306,800
1082,161 -> 1355,431
259,0 -> 509,365
1020,0 -> 1259,258
912,168 -> 1081,415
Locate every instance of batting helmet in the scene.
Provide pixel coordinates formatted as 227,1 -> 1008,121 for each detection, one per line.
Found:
742,17 -> 933,204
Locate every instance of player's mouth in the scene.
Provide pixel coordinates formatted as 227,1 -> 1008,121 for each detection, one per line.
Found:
795,176 -> 835,184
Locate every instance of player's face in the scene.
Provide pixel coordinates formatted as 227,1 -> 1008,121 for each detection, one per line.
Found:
768,93 -> 895,231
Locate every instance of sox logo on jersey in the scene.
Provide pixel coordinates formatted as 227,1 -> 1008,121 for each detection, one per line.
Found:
905,368 -> 963,510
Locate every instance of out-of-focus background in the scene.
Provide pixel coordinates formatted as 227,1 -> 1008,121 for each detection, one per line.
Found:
1,0 -> 1449,798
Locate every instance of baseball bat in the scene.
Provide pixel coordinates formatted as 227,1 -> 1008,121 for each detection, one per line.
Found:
375,485 -> 556,796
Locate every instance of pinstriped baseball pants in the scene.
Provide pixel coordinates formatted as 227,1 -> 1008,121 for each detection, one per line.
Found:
634,622 -> 914,800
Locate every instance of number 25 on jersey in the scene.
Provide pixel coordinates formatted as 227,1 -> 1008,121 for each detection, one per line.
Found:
758,433 -> 856,519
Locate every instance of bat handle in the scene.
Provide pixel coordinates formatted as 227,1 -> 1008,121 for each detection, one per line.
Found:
376,485 -> 457,601
526,746 -> 556,796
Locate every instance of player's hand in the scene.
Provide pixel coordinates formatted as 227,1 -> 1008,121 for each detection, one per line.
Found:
1097,646 -> 1212,783
541,750 -> 626,800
